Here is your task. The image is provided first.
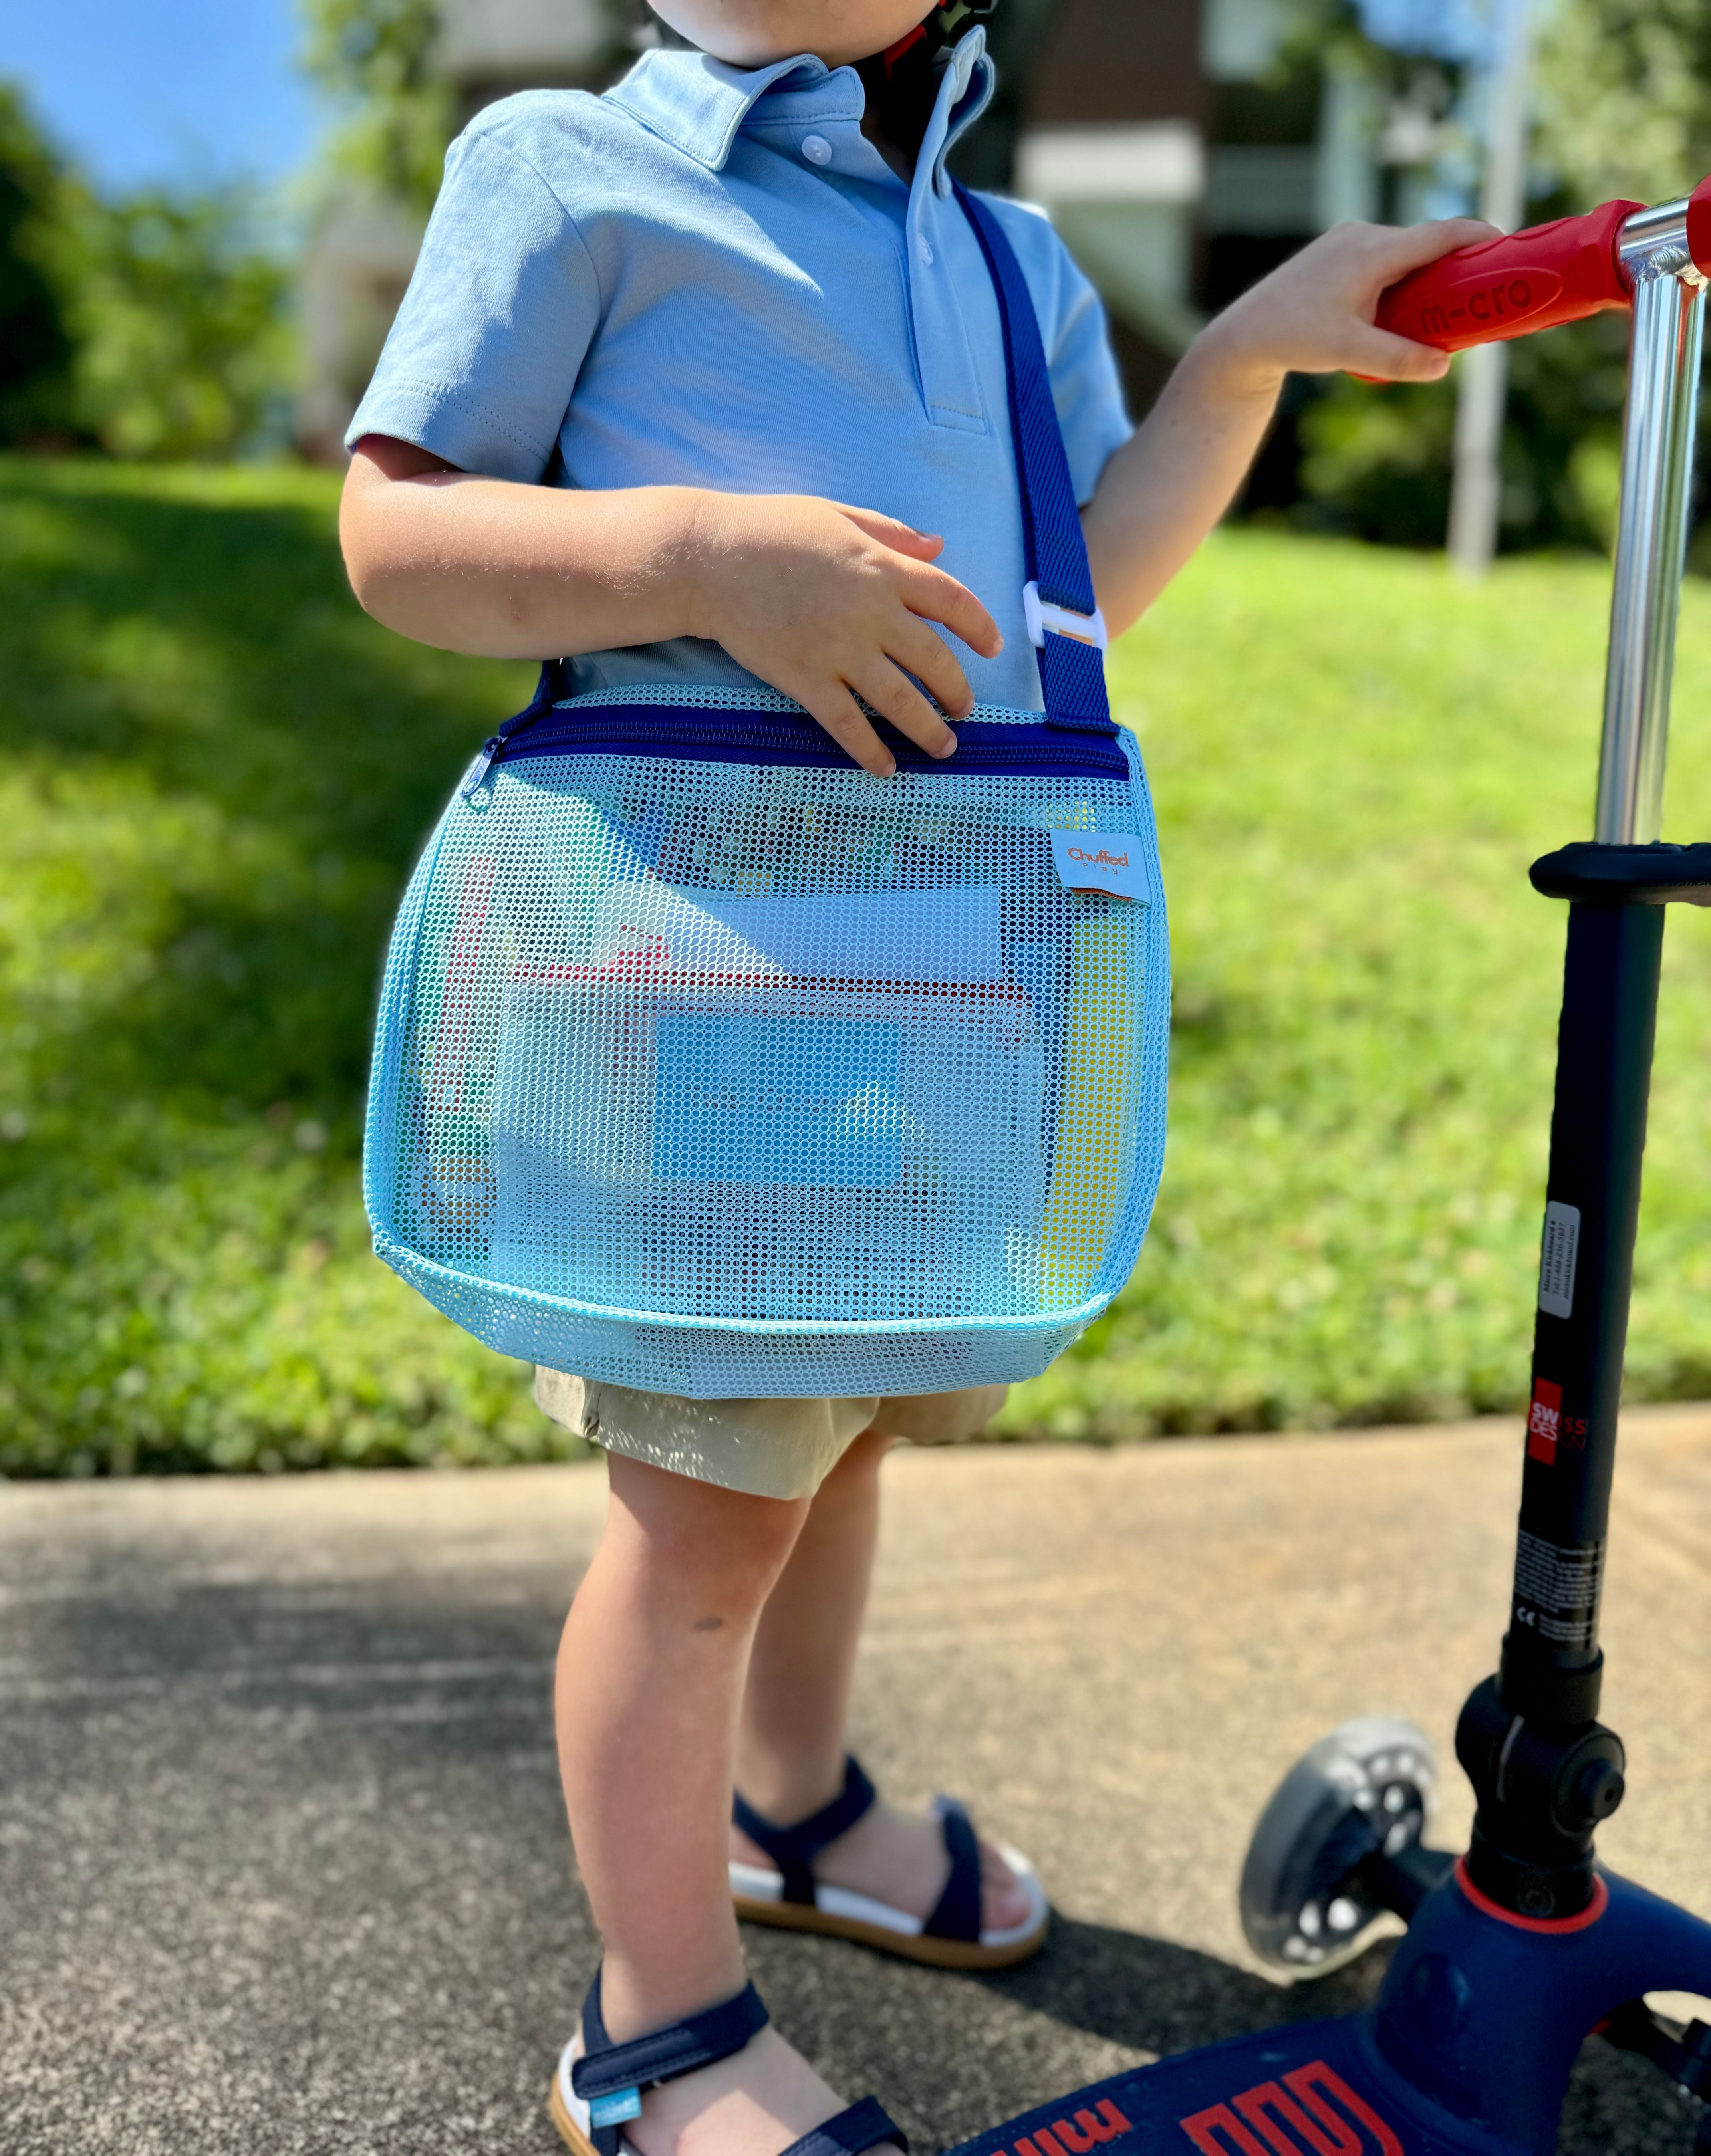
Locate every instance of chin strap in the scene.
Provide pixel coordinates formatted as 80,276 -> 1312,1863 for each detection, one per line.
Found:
878,0 -> 1001,75
859,0 -> 999,161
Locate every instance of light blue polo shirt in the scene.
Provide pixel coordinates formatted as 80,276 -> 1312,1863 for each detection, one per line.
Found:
347,31 -> 1133,712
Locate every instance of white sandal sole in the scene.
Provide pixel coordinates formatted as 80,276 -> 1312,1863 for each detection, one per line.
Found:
730,1840 -> 1050,1968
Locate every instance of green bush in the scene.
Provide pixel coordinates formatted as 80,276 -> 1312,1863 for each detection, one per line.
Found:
1296,313 -> 1635,555
5,460 -> 1711,1472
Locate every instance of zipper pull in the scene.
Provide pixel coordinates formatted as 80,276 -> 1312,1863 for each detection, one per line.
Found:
462,736 -> 503,801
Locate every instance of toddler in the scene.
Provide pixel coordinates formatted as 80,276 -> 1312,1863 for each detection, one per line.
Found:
339,4 -> 1484,2154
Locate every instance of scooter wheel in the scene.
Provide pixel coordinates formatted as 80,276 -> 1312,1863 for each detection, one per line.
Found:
1239,1714 -> 1437,1976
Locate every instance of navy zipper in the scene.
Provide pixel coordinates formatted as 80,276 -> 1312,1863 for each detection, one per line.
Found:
463,702 -> 1128,798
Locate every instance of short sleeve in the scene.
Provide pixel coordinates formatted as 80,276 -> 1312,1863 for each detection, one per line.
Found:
345,126 -> 603,482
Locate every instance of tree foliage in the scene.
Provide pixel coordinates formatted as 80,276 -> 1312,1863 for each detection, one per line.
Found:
63,194 -> 291,461
0,81 -> 289,461
301,0 -> 457,212
0,85 -> 76,445
1534,0 -> 1711,210
1279,1 -> 1711,553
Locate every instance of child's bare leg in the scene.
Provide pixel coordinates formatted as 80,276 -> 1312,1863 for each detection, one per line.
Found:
556,1453 -> 889,2156
732,1427 -> 1029,1930
733,1428 -> 890,1821
558,1452 -> 804,2031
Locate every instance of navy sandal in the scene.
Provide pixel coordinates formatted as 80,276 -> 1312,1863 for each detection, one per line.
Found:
550,1967 -> 906,2156
730,1756 -> 1048,1970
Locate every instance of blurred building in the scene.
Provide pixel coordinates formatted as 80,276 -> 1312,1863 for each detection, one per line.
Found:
1014,0 -> 1412,411
298,194 -> 432,465
300,0 -> 1422,460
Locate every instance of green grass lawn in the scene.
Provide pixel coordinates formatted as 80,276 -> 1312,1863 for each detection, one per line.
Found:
5,458 -> 1711,1474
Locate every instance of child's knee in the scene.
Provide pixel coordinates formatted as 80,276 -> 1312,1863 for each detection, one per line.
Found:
607,1452 -> 808,1609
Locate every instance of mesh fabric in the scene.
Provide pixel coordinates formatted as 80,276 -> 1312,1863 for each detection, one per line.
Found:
365,689 -> 1168,1396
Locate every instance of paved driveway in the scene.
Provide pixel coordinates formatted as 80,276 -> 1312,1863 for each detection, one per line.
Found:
3,1411 -> 1708,2153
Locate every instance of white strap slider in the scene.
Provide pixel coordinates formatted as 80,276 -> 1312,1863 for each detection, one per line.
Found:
1023,580 -> 1108,651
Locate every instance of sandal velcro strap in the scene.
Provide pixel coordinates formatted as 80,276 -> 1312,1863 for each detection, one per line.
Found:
732,1756 -> 878,1906
778,2096 -> 907,2156
571,1968 -> 770,2107
921,1795 -> 983,1943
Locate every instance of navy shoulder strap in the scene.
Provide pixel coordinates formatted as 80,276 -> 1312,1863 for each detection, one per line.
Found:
953,181 -> 1114,732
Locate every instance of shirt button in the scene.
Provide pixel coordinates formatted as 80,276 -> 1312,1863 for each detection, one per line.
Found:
917,236 -> 935,267
801,134 -> 833,166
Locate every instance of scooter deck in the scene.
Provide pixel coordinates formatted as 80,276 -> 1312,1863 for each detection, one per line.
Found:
949,2013 -> 1489,2156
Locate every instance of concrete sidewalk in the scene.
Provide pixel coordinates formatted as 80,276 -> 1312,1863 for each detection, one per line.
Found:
3,1410 -> 1709,2154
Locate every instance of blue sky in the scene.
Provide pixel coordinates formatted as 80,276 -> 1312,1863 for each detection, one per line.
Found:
0,0 -> 319,195
1359,0 -> 1497,63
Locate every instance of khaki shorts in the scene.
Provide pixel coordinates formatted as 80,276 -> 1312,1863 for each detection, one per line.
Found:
534,1370 -> 1008,1501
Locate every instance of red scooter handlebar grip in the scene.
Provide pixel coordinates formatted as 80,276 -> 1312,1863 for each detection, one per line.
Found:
1375,198 -> 1642,353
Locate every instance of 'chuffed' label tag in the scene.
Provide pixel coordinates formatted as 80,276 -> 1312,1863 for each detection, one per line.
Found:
1051,831 -> 1149,903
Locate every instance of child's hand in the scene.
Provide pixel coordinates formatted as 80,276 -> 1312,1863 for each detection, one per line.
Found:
1195,217 -> 1501,397
683,492 -> 1004,776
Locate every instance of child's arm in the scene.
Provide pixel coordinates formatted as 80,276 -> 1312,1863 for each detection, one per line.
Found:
341,436 -> 1000,776
1083,216 -> 1495,634
343,219 -> 1484,773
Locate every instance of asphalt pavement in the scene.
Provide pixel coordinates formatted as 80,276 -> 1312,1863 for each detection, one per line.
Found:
3,1410 -> 1709,2154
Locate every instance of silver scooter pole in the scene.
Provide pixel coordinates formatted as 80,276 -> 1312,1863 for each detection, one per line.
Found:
1596,199 -> 1707,844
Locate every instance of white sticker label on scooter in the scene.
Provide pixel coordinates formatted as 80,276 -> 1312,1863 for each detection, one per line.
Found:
1538,1200 -> 1581,1320
1051,831 -> 1149,903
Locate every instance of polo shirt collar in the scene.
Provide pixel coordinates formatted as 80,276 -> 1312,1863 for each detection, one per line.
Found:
606,30 -> 993,193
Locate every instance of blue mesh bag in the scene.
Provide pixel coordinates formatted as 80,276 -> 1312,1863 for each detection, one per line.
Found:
363,187 -> 1169,1397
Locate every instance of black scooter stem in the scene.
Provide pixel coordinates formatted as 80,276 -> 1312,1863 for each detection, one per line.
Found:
1506,897 -> 1663,1694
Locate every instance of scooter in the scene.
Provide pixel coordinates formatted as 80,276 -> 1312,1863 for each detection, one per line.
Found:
951,183 -> 1711,2156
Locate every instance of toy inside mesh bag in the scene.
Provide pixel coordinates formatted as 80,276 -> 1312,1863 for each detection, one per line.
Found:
489,880 -> 1050,1324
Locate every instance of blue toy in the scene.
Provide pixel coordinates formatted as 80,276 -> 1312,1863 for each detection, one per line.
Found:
953,181 -> 1711,2156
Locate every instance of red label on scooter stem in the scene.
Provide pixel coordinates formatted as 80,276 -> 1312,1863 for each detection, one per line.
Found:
1526,1376 -> 1562,1464
1373,198 -> 1642,357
